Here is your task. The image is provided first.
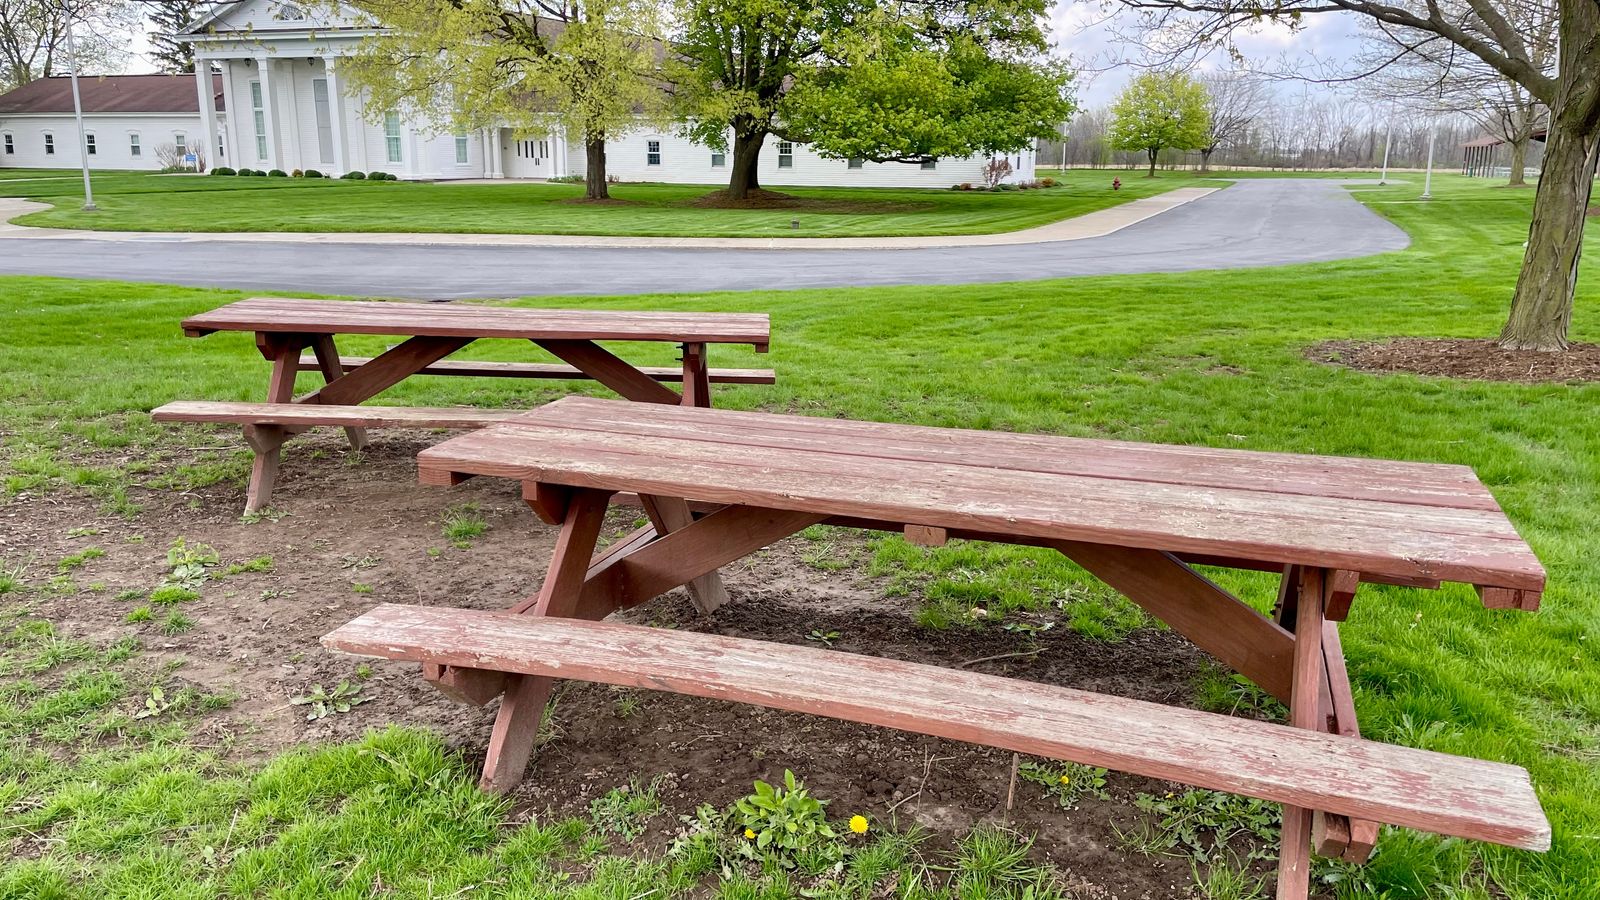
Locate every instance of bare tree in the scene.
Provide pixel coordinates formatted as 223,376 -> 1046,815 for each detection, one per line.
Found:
1113,0 -> 1600,351
1197,69 -> 1268,171
0,0 -> 135,90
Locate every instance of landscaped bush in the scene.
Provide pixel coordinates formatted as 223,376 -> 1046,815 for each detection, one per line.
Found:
290,169 -> 303,178
341,170 -> 366,180
996,182 -> 1017,191
1039,177 -> 1058,187
367,170 -> 391,181
303,169 -> 323,178
210,167 -> 236,176
550,174 -> 585,183
267,169 -> 288,177
237,168 -> 261,176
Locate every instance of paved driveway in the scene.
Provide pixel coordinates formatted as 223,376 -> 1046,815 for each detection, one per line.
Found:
0,180 -> 1407,298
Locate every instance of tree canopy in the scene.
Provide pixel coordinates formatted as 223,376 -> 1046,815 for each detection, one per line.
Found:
1107,70 -> 1210,175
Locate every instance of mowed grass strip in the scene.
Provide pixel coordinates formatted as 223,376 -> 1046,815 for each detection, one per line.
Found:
1,168 -> 1209,237
0,173 -> 1596,897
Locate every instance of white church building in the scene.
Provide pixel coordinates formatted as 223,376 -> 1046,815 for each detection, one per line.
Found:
0,0 -> 1035,187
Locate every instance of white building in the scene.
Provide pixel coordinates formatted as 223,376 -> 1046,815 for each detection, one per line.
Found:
0,74 -> 225,170
0,0 -> 1036,187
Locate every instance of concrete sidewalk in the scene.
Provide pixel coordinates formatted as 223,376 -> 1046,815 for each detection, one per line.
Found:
0,187 -> 1217,250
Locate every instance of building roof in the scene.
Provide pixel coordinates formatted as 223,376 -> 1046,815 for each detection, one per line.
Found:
0,74 -> 224,115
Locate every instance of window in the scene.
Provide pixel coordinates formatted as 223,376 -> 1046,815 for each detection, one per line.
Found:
454,133 -> 469,165
174,132 -> 187,157
920,158 -> 937,170
646,139 -> 660,166
2,133 -> 12,155
43,133 -> 54,155
129,133 -> 141,157
85,133 -> 96,155
384,111 -> 402,163
250,81 -> 267,160
777,141 -> 793,168
312,78 -> 334,163
710,151 -> 725,167
847,157 -> 863,169
539,139 -> 548,158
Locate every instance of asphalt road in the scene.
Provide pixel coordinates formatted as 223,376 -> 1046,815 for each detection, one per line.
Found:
0,180 -> 1408,298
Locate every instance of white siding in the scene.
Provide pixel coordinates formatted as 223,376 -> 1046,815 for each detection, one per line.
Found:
0,113 -> 224,171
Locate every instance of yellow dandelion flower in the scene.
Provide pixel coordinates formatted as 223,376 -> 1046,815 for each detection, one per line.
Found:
744,828 -> 756,840
849,815 -> 869,834
1058,775 -> 1071,785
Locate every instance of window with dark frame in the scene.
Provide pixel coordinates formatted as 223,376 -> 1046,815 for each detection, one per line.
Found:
777,141 -> 793,168
847,157 -> 863,169
85,133 -> 96,155
44,133 -> 54,155
647,139 -> 661,165
2,134 -> 12,155
920,158 -> 936,170
711,151 -> 725,167
130,133 -> 141,157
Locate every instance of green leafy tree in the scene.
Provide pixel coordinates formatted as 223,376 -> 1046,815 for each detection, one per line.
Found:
339,0 -> 665,200
670,0 -> 1068,200
147,0 -> 207,73
1107,70 -> 1210,177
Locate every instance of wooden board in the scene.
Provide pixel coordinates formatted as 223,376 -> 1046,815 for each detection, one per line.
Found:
295,355 -> 776,385
415,399 -> 1545,594
182,298 -> 771,348
323,604 -> 1550,852
153,401 -> 518,429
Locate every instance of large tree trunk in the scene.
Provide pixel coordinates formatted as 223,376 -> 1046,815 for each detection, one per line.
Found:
1147,148 -> 1158,177
1498,3 -> 1600,351
1507,137 -> 1529,187
584,138 -> 609,201
727,128 -> 766,200
1199,146 -> 1214,173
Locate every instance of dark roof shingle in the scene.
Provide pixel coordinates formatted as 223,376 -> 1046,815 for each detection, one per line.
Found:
0,74 -> 224,115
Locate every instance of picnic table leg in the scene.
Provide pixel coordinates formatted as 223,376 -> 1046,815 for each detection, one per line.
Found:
1276,566 -> 1327,900
680,342 -> 712,408
308,334 -> 369,451
479,488 -> 610,794
241,336 -> 303,513
639,495 -> 728,615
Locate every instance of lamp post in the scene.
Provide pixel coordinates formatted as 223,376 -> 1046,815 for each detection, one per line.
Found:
1378,118 -> 1391,185
65,20 -> 95,211
1421,122 -> 1436,200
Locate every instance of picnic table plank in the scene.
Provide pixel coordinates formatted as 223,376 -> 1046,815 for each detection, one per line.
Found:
294,355 -> 777,384
323,604 -> 1550,853
182,297 -> 771,347
416,408 -> 1544,593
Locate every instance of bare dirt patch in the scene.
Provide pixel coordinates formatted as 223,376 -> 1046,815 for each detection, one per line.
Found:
4,429 -> 1281,898
686,187 -> 930,215
1309,338 -> 1600,383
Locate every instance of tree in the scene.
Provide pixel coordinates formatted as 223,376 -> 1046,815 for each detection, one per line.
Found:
1197,69 -> 1266,172
1115,0 -> 1598,350
1107,70 -> 1210,176
0,0 -> 135,90
669,0 -> 1070,200
146,0 -> 207,74
340,0 -> 665,201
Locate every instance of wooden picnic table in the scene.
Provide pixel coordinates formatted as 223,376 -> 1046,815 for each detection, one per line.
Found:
325,396 -> 1549,900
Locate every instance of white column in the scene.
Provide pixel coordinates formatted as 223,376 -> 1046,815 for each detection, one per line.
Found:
216,59 -> 240,167
254,54 -> 280,171
322,55 -> 348,175
404,123 -> 421,177
282,64 -> 302,172
193,56 -> 219,170
489,128 -> 503,178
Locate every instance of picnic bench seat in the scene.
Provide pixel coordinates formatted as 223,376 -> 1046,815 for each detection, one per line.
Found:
152,400 -> 520,430
325,604 -> 1550,855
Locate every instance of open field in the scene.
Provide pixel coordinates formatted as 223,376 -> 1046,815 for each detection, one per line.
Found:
0,168 -> 1211,238
0,175 -> 1596,898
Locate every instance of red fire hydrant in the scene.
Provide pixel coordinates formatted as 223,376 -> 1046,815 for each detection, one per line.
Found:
1112,178 -> 1122,191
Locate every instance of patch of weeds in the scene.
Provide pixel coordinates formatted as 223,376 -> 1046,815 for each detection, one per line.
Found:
291,680 -> 372,720
102,635 -> 140,663
66,526 -> 104,537
115,588 -> 145,602
161,611 -> 195,635
100,485 -> 140,519
806,629 -> 841,646
613,691 -> 642,718
221,555 -> 273,576
734,769 -> 842,868
133,685 -> 174,719
339,554 -> 381,570
1122,789 -> 1281,865
1018,760 -> 1110,810
239,507 -> 289,524
0,559 -> 28,594
351,582 -> 373,594
1192,857 -> 1267,900
940,823 -> 1069,899
442,503 -> 488,549
589,775 -> 665,841
1195,665 -> 1287,722
355,663 -> 373,679
150,584 -> 199,605
56,547 -> 104,573
165,538 -> 220,588
45,575 -> 75,594
125,605 -> 154,623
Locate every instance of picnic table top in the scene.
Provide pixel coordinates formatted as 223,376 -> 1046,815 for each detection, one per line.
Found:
181,298 -> 772,348
417,397 -> 1545,595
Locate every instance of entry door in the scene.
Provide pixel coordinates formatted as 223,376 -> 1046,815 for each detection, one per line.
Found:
502,135 -> 549,178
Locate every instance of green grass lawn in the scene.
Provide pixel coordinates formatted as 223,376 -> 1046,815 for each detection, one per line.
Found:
1,168 -> 1211,237
1,174 -> 1597,898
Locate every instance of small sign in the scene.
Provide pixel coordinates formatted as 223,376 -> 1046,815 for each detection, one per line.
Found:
184,154 -> 198,165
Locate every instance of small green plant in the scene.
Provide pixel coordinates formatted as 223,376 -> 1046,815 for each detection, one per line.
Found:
1018,760 -> 1109,810
734,770 -> 839,865
133,685 -> 173,719
1125,789 -> 1280,864
126,605 -> 153,623
161,611 -> 195,635
115,588 -> 144,602
222,555 -> 273,576
806,629 -> 841,646
165,538 -> 219,588
355,663 -> 373,679
940,824 -> 1065,898
443,503 -> 488,548
1191,857 -> 1267,900
589,776 -> 665,841
66,526 -> 103,537
150,584 -> 199,605
613,692 -> 642,718
351,582 -> 373,594
291,681 -> 371,720
57,547 -> 104,572
0,559 -> 27,594
239,507 -> 288,524
340,554 -> 380,570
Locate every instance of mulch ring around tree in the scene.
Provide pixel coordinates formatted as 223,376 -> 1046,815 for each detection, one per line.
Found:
1309,338 -> 1600,383
685,187 -> 928,214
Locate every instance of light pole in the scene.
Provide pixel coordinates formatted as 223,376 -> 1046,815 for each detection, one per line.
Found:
65,20 -> 96,211
1421,122 -> 1436,200
1378,118 -> 1392,185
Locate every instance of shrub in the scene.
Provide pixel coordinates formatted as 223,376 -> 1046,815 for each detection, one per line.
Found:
996,182 -> 1017,192
367,170 -> 390,181
981,157 -> 1013,188
210,166 -> 236,176
267,169 -> 288,177
290,168 -> 303,177
237,168 -> 261,176
1040,176 -> 1058,187
303,169 -> 323,178
341,170 -> 366,180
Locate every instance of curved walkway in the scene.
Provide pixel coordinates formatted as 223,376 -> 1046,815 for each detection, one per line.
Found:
0,180 -> 1407,298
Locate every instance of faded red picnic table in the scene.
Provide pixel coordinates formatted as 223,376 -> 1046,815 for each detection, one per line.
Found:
326,396 -> 1549,900
157,297 -> 772,543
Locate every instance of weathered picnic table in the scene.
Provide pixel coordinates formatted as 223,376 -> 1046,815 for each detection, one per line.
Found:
151,297 -> 772,519
323,396 -> 1549,900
